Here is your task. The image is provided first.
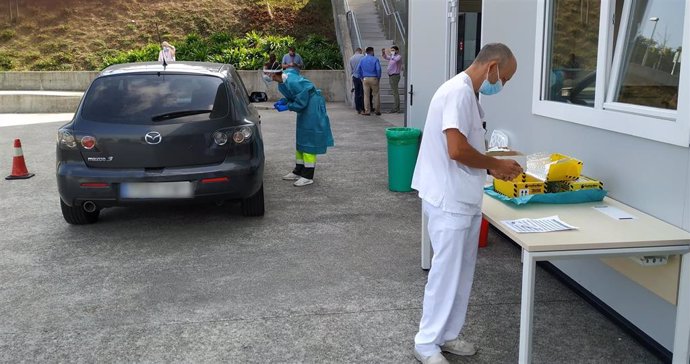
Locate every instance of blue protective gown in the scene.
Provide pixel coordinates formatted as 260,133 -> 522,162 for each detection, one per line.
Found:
278,70 -> 334,155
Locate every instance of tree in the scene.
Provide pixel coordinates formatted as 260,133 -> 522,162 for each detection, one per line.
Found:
7,0 -> 20,23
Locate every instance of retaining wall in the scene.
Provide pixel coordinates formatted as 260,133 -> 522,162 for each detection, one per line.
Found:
0,70 -> 346,101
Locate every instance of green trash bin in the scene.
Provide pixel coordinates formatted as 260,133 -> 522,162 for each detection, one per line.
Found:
386,127 -> 422,192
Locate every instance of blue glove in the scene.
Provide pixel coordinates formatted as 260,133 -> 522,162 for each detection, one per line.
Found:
273,102 -> 288,112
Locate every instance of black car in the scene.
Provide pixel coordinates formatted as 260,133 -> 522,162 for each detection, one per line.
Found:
57,61 -> 268,224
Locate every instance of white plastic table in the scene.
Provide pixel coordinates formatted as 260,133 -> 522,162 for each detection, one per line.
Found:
420,195 -> 690,363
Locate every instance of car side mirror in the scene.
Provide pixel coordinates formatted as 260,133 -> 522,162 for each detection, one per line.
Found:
249,92 -> 268,103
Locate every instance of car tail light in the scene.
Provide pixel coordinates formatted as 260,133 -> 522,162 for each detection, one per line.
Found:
80,182 -> 109,188
232,127 -> 252,144
201,177 -> 229,184
213,131 -> 228,146
81,136 -> 97,150
57,129 -> 76,149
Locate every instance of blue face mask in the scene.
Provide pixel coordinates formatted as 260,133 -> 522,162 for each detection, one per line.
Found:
479,65 -> 503,95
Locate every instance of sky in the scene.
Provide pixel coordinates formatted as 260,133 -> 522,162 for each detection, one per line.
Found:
638,0 -> 685,50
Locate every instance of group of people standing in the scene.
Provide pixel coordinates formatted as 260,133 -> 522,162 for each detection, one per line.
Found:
349,46 -> 403,115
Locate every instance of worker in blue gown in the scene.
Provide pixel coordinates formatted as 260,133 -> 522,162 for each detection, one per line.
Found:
263,67 -> 334,187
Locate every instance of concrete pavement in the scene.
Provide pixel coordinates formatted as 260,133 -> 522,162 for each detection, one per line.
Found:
0,104 -> 661,363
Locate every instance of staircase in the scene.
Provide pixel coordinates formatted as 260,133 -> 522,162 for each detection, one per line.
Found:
347,0 -> 405,113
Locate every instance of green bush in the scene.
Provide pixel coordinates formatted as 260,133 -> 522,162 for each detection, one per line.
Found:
0,29 -> 15,42
0,53 -> 13,70
101,44 -> 160,68
100,32 -> 342,70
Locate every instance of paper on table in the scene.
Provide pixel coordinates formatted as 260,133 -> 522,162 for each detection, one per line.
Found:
501,215 -> 578,233
592,205 -> 636,220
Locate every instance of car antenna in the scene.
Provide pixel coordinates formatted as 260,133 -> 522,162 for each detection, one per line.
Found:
155,21 -> 167,69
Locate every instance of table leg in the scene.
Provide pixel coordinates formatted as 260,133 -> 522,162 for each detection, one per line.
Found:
421,206 -> 431,270
672,252 -> 690,364
519,250 -> 537,364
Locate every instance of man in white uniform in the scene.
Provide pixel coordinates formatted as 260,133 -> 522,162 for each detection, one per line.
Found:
411,43 -> 523,364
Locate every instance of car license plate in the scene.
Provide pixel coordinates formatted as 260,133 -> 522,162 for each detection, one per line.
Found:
120,182 -> 194,199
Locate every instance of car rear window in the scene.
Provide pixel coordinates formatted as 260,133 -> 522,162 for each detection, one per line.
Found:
80,74 -> 229,123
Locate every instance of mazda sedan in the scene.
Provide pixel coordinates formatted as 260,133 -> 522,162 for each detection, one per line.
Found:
57,62 -> 268,224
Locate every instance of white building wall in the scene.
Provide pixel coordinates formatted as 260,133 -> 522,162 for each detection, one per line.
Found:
480,0 -> 690,350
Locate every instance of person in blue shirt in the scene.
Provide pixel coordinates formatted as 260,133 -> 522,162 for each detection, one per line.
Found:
349,48 -> 366,114
281,47 -> 304,72
355,47 -> 382,115
263,67 -> 334,187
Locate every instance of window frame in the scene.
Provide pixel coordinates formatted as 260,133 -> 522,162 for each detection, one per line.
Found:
532,0 -> 690,147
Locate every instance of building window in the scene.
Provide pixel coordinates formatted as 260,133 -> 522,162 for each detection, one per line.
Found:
608,0 -> 683,110
533,0 -> 689,147
545,0 -> 601,106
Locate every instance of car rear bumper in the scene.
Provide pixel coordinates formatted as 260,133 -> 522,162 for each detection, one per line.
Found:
57,157 -> 264,208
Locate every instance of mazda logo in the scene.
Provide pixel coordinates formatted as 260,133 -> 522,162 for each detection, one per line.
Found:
144,131 -> 162,145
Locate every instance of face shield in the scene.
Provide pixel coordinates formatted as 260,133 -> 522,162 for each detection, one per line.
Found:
261,68 -> 282,85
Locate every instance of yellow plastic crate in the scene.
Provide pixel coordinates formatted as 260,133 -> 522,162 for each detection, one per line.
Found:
494,173 -> 545,198
528,153 -> 583,182
546,153 -> 583,181
546,176 -> 604,192
568,175 -> 604,191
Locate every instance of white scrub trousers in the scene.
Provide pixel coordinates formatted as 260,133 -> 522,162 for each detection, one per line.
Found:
415,200 -> 481,356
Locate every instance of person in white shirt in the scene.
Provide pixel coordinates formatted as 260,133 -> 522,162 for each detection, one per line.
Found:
411,43 -> 522,364
158,41 -> 176,63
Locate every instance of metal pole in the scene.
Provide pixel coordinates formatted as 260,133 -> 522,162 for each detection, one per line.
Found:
671,50 -> 680,75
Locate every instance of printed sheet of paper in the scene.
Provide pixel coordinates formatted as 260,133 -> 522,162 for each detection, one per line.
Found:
501,215 -> 578,233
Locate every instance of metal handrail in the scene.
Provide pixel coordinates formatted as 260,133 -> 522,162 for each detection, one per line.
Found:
393,11 -> 406,43
345,9 -> 363,50
377,0 -> 406,46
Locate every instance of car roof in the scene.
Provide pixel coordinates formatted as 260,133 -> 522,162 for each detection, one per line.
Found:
99,61 -> 235,78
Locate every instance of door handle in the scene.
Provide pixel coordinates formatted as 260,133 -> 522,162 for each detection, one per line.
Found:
408,84 -> 414,106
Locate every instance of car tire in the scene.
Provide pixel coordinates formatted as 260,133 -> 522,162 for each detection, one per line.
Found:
241,184 -> 264,217
60,199 -> 100,224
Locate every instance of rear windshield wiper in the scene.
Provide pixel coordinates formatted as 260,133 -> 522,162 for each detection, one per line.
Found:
151,109 -> 212,121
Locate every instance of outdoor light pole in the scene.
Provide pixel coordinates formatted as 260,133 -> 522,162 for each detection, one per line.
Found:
641,17 -> 659,67
671,49 -> 681,75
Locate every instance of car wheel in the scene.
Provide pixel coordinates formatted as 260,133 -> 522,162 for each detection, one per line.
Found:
60,199 -> 100,224
241,184 -> 264,217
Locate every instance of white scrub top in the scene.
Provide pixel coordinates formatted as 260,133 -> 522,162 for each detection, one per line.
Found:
411,72 -> 487,215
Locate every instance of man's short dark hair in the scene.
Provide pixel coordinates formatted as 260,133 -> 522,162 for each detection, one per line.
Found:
365,46 -> 374,54
474,43 -> 515,69
288,47 -> 296,52
391,46 -> 399,51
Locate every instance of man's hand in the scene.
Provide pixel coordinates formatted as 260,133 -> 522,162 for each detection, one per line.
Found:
489,159 -> 523,181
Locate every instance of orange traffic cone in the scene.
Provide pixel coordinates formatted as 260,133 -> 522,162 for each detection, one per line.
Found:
5,139 -> 35,180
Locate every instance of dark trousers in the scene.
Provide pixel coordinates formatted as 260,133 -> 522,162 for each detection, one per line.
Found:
352,76 -> 364,112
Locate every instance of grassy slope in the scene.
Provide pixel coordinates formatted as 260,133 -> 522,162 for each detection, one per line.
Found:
0,0 -> 336,70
